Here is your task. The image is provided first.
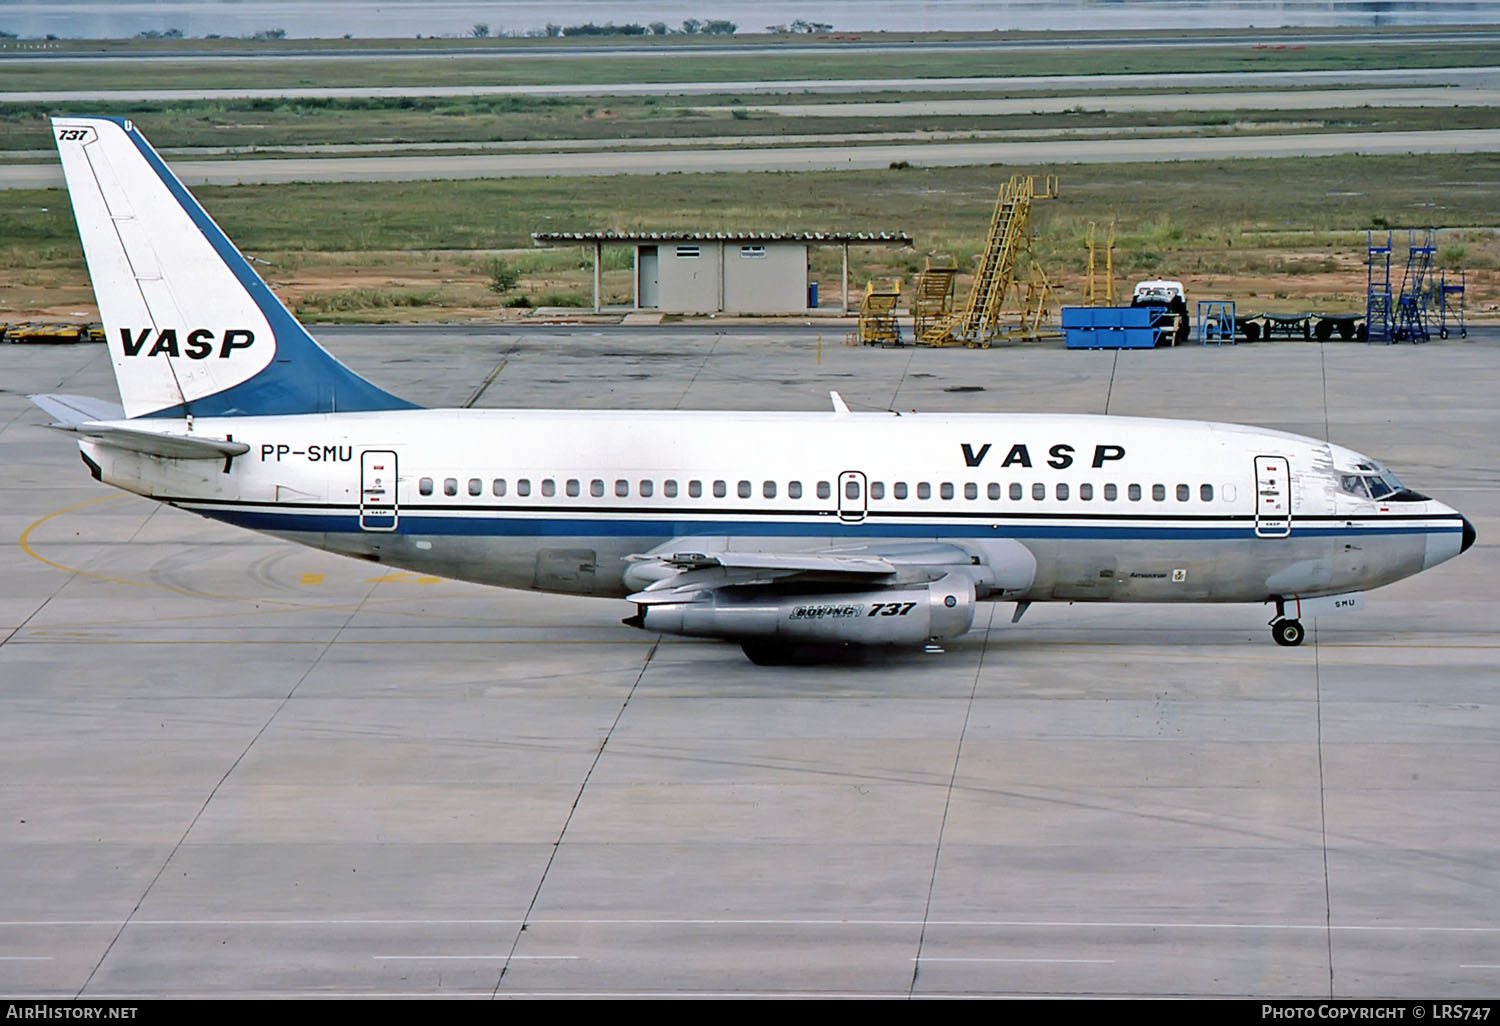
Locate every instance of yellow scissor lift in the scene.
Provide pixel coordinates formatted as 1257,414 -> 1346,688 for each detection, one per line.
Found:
919,174 -> 1060,348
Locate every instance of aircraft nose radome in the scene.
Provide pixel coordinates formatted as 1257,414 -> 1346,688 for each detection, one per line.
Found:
1462,517 -> 1476,554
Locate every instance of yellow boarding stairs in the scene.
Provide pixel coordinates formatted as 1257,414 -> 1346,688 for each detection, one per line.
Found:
846,280 -> 904,346
920,174 -> 1059,347
911,259 -> 957,341
1084,220 -> 1118,307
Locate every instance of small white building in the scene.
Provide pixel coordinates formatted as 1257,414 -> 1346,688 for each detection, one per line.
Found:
532,230 -> 913,314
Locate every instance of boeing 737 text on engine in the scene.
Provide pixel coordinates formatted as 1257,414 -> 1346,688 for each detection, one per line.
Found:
30,117 -> 1475,663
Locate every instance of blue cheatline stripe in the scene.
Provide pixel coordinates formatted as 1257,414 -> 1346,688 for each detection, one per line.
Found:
104,117 -> 417,419
185,505 -> 1463,541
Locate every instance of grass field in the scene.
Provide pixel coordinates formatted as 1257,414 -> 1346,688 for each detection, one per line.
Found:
3,154 -> 1496,321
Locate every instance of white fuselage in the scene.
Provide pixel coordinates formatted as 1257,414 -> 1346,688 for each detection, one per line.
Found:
79,408 -> 1467,606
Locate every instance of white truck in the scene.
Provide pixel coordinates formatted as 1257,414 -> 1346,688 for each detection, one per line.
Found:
1130,279 -> 1190,345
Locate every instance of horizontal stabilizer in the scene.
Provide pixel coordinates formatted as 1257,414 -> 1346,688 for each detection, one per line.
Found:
46,419 -> 250,461
78,425 -> 250,460
28,392 -> 125,425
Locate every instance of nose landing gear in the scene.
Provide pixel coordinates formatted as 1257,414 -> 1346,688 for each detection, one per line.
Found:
1269,598 -> 1305,647
1271,617 -> 1305,647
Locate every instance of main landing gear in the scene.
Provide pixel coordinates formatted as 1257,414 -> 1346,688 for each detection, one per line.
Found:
1269,598 -> 1304,647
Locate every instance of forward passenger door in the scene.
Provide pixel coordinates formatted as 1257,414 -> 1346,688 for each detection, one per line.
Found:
1254,455 -> 1291,538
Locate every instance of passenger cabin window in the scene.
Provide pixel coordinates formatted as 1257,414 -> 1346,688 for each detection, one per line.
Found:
1201,484 -> 1214,502
988,483 -> 1001,500
517,479 -> 531,497
1080,483 -> 1093,501
616,479 -> 629,498
444,478 -> 458,497
566,479 -> 580,497
788,481 -> 802,499
492,478 -> 506,497
738,480 -> 752,499
917,482 -> 932,500
1010,482 -> 1023,501
1056,483 -> 1069,501
1152,484 -> 1166,502
713,480 -> 727,498
541,479 -> 556,497
664,480 -> 678,498
689,480 -> 702,498
763,481 -> 776,499
468,478 -> 482,496
1104,483 -> 1118,501
870,482 -> 885,500
817,481 -> 831,500
845,480 -> 861,500
419,477 -> 434,496
894,482 -> 908,499
1177,484 -> 1190,502
965,483 -> 978,500
1032,483 -> 1045,500
639,480 -> 653,498
940,483 -> 954,500
591,479 -> 605,498
1128,484 -> 1142,501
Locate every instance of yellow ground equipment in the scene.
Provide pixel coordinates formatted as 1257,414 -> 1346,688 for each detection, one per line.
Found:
1,322 -> 105,344
920,174 -> 1059,347
847,280 -> 903,346
911,258 -> 957,341
1084,220 -> 1117,307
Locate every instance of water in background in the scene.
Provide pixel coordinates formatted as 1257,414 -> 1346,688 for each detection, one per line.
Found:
1,1 -> 1497,40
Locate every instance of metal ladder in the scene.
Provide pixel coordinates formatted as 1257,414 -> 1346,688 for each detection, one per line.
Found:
1365,231 -> 1393,344
1394,229 -> 1434,343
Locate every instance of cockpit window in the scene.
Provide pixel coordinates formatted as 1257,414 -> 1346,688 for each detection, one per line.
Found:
1339,474 -> 1370,498
1339,466 -> 1427,502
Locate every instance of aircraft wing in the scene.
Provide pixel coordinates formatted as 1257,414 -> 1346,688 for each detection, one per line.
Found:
29,394 -> 250,460
625,541 -> 977,603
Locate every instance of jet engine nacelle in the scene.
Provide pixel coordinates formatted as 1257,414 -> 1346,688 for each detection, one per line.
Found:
632,573 -> 976,645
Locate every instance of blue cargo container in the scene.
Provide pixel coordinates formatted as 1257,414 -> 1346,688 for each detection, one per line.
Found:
1062,306 -> 1167,349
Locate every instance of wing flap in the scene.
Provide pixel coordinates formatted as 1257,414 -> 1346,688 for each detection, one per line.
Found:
655,551 -> 896,575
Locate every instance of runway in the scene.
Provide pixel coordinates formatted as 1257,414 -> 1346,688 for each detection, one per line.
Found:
2,325 -> 1496,997
7,64 -> 1498,104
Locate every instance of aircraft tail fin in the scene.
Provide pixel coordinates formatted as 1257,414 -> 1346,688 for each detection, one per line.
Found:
52,116 -> 416,419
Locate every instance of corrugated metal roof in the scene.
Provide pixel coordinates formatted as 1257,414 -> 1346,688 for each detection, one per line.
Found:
532,230 -> 913,246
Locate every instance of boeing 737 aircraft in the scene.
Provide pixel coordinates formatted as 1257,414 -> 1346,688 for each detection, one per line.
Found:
33,116 -> 1474,662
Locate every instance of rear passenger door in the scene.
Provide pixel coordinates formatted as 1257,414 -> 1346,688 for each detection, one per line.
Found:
360,449 -> 398,532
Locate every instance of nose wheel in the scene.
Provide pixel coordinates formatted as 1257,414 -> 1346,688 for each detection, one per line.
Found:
1271,617 -> 1305,647
1269,597 -> 1305,646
